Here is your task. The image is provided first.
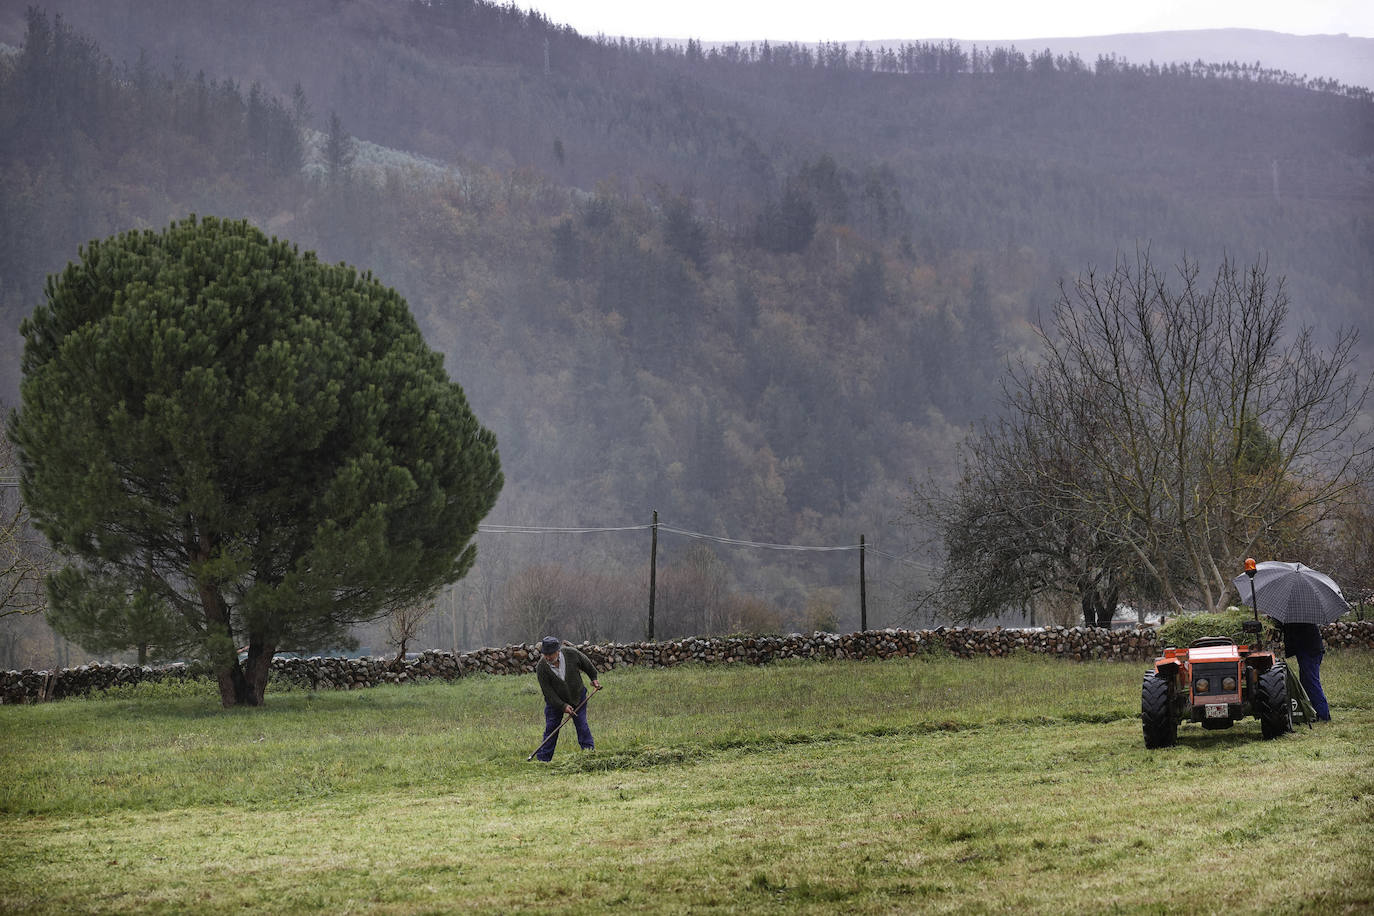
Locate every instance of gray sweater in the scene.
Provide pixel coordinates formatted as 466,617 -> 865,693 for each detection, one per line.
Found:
536,646 -> 599,709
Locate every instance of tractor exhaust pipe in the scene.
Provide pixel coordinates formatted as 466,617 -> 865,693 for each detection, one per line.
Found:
1243,557 -> 1263,647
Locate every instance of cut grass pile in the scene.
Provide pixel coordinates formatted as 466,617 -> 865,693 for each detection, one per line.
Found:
1,652 -> 1371,914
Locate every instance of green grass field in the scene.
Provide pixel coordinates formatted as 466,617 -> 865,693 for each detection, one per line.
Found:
2,652 -> 1371,914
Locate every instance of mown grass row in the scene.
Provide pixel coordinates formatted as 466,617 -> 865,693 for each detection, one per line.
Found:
2,652 -> 1371,914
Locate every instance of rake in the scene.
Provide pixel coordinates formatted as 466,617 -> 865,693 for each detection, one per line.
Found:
527,684 -> 601,760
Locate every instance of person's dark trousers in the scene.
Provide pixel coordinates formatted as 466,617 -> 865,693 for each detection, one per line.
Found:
1295,650 -> 1331,720
534,688 -> 593,761
1284,622 -> 1331,722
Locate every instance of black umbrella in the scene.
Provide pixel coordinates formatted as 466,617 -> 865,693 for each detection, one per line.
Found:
1233,560 -> 1351,625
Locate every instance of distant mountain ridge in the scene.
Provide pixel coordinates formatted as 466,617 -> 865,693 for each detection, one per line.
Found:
987,30 -> 1373,91
699,29 -> 1373,91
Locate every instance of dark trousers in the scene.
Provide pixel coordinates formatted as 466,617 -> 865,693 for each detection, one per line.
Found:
534,688 -> 593,761
1294,650 -> 1331,720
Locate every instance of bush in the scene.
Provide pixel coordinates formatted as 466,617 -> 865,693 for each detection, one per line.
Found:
1157,608 -> 1281,649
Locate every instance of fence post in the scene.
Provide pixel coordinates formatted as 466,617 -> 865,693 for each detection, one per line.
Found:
648,509 -> 658,641
859,534 -> 867,631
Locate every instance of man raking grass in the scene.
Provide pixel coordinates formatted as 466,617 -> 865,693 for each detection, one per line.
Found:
529,636 -> 602,761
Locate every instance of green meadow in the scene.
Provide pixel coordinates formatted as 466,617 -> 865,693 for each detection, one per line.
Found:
2,653 -> 1371,914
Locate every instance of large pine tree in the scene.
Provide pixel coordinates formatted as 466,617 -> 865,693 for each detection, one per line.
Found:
9,216 -> 502,705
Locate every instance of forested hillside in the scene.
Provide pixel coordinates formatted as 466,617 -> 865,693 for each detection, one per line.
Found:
1,0 -> 1370,664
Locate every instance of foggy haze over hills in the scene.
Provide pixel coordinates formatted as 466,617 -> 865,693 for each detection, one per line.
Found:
0,0 -> 1370,667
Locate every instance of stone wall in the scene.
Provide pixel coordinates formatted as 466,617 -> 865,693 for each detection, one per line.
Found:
4,621 -> 1373,704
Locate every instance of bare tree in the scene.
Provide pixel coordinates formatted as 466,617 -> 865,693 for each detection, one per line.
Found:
501,564 -> 565,643
456,535 -> 517,649
497,562 -> 642,644
658,543 -> 731,637
1,417 -> 52,621
918,252 -> 1371,620
386,597 -> 435,668
1034,253 -> 1369,611
911,381 -> 1140,625
1312,481 -> 1374,618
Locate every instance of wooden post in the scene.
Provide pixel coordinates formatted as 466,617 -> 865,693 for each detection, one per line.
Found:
859,534 -> 867,631
648,510 -> 658,641
456,590 -> 466,655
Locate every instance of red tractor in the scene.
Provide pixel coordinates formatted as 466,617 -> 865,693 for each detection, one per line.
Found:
1141,631 -> 1291,748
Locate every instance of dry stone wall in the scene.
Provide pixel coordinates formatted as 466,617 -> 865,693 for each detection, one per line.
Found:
5,621 -> 1373,704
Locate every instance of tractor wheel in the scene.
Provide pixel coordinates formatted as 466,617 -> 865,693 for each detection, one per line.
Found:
1141,671 -> 1178,748
1257,663 -> 1292,740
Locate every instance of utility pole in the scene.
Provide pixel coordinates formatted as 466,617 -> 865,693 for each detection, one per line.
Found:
455,589 -> 465,654
648,510 -> 658,640
859,534 -> 867,631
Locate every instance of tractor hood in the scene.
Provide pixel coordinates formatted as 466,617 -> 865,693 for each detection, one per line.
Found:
1186,645 -> 1242,663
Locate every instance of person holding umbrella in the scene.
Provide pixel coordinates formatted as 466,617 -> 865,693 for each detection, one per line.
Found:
531,636 -> 601,761
1235,559 -> 1348,723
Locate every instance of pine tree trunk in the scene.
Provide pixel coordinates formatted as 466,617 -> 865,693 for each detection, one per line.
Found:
239,640 -> 276,705
215,663 -> 240,708
213,645 -> 274,706
200,592 -> 244,707
195,536 -> 247,707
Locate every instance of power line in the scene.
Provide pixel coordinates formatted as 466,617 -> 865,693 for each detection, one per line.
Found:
479,523 -> 652,534
0,498 -> 941,572
0,501 -> 938,571
659,524 -> 859,552
477,518 -> 938,573
866,546 -> 940,573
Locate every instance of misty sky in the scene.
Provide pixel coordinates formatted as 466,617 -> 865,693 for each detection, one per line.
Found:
524,0 -> 1374,41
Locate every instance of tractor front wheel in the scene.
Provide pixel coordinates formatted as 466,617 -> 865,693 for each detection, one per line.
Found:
1257,663 -> 1292,740
1142,671 -> 1178,748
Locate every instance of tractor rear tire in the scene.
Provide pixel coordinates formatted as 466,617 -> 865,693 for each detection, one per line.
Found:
1142,671 -> 1178,748
1257,663 -> 1292,740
